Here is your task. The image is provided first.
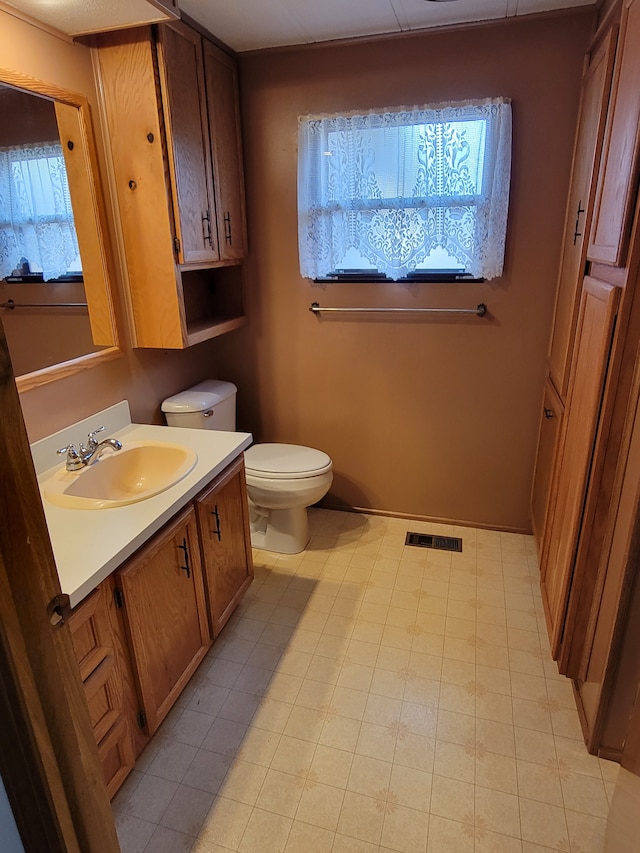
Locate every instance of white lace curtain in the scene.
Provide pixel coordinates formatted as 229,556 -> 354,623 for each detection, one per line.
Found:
0,141 -> 80,281
298,98 -> 511,280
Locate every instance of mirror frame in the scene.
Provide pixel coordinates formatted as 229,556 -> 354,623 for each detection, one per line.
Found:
0,66 -> 121,392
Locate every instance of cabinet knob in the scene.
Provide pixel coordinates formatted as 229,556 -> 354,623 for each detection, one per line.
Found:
544,407 -> 555,420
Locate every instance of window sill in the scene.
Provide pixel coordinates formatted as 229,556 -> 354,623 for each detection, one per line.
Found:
314,272 -> 485,284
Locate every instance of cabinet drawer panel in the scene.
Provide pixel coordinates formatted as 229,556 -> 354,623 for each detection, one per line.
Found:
98,716 -> 135,800
84,654 -> 123,744
69,587 -> 113,681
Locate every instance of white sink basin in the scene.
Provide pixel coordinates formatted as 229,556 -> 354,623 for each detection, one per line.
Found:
43,441 -> 198,509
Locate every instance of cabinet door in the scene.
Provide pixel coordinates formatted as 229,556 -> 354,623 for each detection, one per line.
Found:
588,0 -> 640,266
203,40 -> 248,261
548,30 -> 616,397
196,457 -> 254,636
158,22 -> 219,264
117,506 -> 211,734
540,277 -> 620,659
530,377 -> 565,553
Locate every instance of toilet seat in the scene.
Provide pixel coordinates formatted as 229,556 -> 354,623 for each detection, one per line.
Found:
245,443 -> 332,480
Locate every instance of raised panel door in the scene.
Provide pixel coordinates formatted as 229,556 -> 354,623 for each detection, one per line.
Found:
203,40 -> 247,262
541,277 -> 620,658
158,22 -> 219,264
530,377 -> 565,553
196,457 -> 253,636
117,506 -> 211,734
548,30 -> 616,397
588,0 -> 640,266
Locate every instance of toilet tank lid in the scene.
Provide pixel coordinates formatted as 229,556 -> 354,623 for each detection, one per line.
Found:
161,380 -> 237,414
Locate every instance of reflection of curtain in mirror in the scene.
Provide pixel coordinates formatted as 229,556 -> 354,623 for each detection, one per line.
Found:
0,141 -> 80,280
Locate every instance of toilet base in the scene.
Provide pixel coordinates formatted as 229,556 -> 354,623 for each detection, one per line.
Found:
249,505 -> 309,554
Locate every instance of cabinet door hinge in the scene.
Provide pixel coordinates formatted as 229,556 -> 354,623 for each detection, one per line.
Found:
114,587 -> 125,609
137,710 -> 147,730
173,236 -> 181,257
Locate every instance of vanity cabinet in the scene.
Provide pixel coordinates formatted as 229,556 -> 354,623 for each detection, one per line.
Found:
93,20 -> 248,349
116,505 -> 211,736
68,580 -> 135,798
68,454 -> 254,796
195,456 -> 253,637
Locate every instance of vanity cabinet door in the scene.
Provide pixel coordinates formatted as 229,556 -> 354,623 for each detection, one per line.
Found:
196,456 -> 254,637
117,506 -> 211,735
203,39 -> 247,262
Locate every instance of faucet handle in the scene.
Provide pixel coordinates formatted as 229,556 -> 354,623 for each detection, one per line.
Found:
85,426 -> 105,450
57,444 -> 83,471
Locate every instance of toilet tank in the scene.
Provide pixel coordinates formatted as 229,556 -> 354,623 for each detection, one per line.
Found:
161,380 -> 237,431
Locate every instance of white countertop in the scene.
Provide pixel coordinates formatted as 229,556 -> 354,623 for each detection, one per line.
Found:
33,402 -> 252,607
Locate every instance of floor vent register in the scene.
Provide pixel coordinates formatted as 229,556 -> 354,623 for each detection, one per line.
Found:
404,532 -> 463,552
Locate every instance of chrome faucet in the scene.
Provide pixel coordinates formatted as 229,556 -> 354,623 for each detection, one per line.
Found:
58,426 -> 123,472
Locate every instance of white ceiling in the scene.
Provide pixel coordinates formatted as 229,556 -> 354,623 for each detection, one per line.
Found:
178,0 -> 596,52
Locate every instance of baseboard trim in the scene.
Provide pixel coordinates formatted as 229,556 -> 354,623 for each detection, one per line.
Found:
317,501 -> 532,536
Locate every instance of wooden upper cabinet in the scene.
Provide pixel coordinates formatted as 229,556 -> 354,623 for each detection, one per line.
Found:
540,277 -> 620,660
117,506 -> 211,735
93,23 -> 248,349
158,22 -> 219,264
548,30 -> 617,398
203,40 -> 248,261
588,0 -> 640,266
195,456 -> 253,637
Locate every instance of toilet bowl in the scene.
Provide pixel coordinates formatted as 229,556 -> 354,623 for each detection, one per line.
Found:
244,443 -> 333,554
161,381 -> 333,554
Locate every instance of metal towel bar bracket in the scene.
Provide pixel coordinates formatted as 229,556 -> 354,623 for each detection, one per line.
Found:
310,301 -> 487,317
0,299 -> 88,310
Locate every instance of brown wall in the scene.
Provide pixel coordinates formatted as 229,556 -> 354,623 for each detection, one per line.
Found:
0,10 -> 227,441
212,11 -> 594,532
4,8 -> 592,533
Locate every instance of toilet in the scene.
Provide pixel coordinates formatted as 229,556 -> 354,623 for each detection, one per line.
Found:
161,380 -> 333,554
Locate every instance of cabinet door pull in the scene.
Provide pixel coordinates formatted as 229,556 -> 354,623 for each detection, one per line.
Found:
177,538 -> 191,578
544,407 -> 555,420
202,209 -> 213,246
211,505 -> 222,541
573,200 -> 585,245
224,212 -> 232,245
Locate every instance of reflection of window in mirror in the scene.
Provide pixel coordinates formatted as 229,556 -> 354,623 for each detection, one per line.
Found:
0,80 -> 118,382
0,86 -> 83,281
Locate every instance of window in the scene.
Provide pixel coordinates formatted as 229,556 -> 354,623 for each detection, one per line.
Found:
0,141 -> 81,282
297,98 -> 511,282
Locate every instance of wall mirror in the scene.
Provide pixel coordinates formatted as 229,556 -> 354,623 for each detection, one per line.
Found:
0,68 -> 119,391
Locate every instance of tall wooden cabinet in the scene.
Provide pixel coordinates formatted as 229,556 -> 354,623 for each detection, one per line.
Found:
532,0 -> 640,759
93,19 -> 248,348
